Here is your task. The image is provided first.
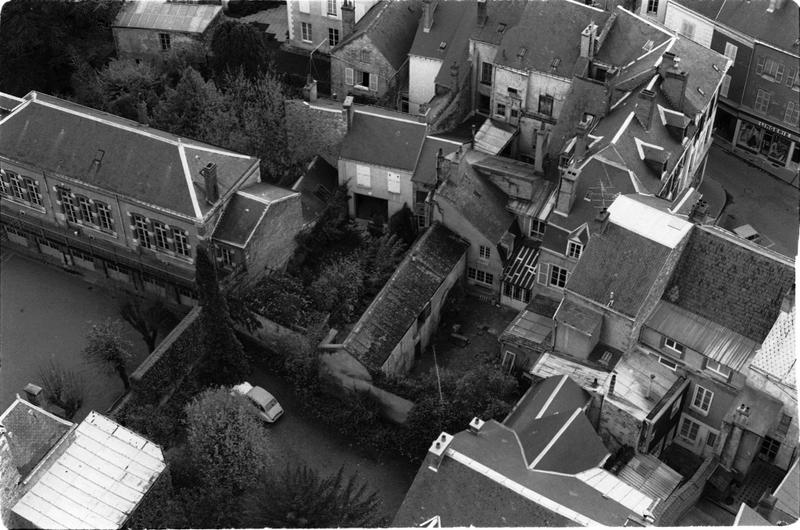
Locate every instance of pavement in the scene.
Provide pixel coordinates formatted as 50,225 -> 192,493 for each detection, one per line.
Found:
705,144 -> 800,258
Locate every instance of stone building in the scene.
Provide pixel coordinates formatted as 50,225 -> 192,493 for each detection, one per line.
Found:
285,0 -> 379,55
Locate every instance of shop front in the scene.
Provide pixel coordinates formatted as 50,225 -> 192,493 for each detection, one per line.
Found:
728,112 -> 800,186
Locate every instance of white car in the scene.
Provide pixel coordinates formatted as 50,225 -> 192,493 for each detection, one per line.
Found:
232,382 -> 284,423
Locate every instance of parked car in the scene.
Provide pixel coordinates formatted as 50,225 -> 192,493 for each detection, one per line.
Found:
232,382 -> 284,423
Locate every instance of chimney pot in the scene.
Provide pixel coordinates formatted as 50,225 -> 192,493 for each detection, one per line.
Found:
136,101 -> 149,126
423,0 -> 437,33
477,0 -> 487,26
341,0 -> 355,37
200,162 -> 219,205
343,95 -> 354,130
23,383 -> 43,406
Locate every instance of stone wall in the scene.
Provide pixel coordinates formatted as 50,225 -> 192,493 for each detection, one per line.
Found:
598,397 -> 643,452
285,99 -> 348,167
655,456 -> 718,525
234,312 -> 305,353
245,193 -> 305,279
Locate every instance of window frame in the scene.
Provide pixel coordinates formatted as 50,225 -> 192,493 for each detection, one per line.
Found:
663,337 -> 685,357
58,188 -> 79,223
679,20 -> 695,40
538,94 -> 554,117
495,102 -> 507,118
480,62 -> 493,85
1,170 -> 45,211
467,266 -> 494,287
549,265 -> 568,289
173,228 -> 190,257
704,359 -> 731,379
679,416 -> 701,442
566,240 -> 583,259
646,0 -> 659,14
159,33 -> 171,51
345,67 -> 354,85
754,89 -> 771,113
327,0 -> 337,16
479,245 -> 491,260
720,75 -> 731,98
723,42 -> 738,62
95,201 -> 114,232
301,22 -> 313,43
530,219 -> 546,239
131,214 -> 153,249
328,27 -> 340,47
658,355 -> 679,371
691,384 -> 714,415
152,220 -> 170,251
784,101 -> 799,126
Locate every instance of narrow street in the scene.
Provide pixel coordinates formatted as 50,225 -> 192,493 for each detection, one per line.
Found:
246,359 -> 418,523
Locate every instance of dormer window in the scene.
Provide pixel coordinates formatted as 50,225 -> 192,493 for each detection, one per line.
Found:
497,23 -> 507,33
567,241 -> 582,259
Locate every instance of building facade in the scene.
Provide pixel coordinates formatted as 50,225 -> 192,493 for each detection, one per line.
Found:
286,0 -> 378,54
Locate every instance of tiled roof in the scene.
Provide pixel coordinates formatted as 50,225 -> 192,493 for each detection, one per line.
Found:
0,398 -> 72,477
11,411 -> 166,530
339,110 -> 427,171
495,1 -> 610,77
593,8 -> 672,67
212,184 -> 298,248
410,1 -> 475,91
334,0 -> 421,71
411,136 -> 464,186
343,223 -> 468,370
672,0 -> 800,52
668,37 -> 730,116
470,0 -> 527,46
291,155 -> 338,224
566,222 -> 676,318
750,304 -> 796,388
436,150 -> 515,244
664,225 -> 795,343
504,375 -> 593,430
0,92 -> 258,219
113,0 -> 221,33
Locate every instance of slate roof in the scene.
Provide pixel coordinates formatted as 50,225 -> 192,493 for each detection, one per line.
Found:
411,136 -> 464,186
291,155 -> 338,224
333,0 -> 421,71
566,222 -> 675,318
436,150 -> 515,244
495,1 -> 610,77
672,0 -> 800,52
504,375 -> 593,430
668,36 -> 731,116
212,184 -> 298,248
114,0 -> 221,34
410,1 -> 475,90
555,298 -> 603,335
0,92 -> 259,219
339,110 -> 427,171
12,411 -> 165,530
343,222 -> 468,370
470,0 -> 527,46
592,8 -> 672,67
0,398 -> 72,477
664,225 -> 795,343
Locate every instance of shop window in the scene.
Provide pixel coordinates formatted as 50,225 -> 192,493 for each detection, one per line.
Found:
737,122 -> 762,152
761,131 -> 790,165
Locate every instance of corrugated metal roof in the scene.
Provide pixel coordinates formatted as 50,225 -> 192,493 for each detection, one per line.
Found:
503,245 -> 539,290
114,1 -> 221,33
618,454 -> 682,502
474,119 -> 517,155
646,301 -> 759,372
12,411 -> 166,529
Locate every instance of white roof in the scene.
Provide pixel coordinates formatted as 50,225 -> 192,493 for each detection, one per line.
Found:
607,194 -> 692,249
12,411 -> 166,529
750,304 -> 796,388
577,467 -> 657,517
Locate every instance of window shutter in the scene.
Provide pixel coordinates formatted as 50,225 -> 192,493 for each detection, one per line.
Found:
369,72 -> 378,91
776,63 -> 785,83
538,264 -> 548,285
298,0 -> 310,13
756,56 -> 766,74
345,68 -> 354,85
786,68 -> 796,87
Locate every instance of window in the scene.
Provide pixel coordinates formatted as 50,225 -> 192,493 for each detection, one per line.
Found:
680,416 -> 700,442
567,241 -> 582,259
664,337 -> 684,356
758,57 -> 785,82
479,245 -> 491,259
24,178 -> 43,207
495,102 -> 506,117
328,27 -> 340,46
345,67 -> 354,85
298,0 -> 310,13
784,101 -> 799,126
538,94 -> 554,117
467,267 -> 494,286
776,414 -> 792,437
646,0 -> 659,13
387,172 -> 401,194
173,228 -> 190,257
510,108 -> 519,119
723,42 -> 738,62
786,68 -> 799,90
692,385 -> 714,414
152,220 -> 170,250
327,0 -> 337,16
705,359 -> 731,379
301,22 -> 312,42
754,89 -> 771,113
480,62 -> 493,85
503,283 -> 531,303
658,356 -> 679,371
159,33 -> 170,51
356,165 -> 371,187
58,189 -> 79,223
760,436 -> 781,461
720,75 -> 731,98
131,214 -> 152,249
360,49 -> 371,63
549,265 -> 568,288
706,431 -> 718,448
9,173 -> 26,200
96,202 -> 114,231
217,246 -> 234,267
679,20 -> 695,40
1,171 -> 44,210
530,219 -> 546,238
77,196 -> 93,223
357,70 -> 376,91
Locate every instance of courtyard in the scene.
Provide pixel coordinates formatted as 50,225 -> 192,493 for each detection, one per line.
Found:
0,249 -> 150,420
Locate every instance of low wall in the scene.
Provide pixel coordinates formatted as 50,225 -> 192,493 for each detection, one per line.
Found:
655,456 -> 718,525
234,312 -> 305,352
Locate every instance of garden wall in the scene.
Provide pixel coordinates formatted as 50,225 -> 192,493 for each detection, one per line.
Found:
655,456 -> 718,525
234,312 -> 305,352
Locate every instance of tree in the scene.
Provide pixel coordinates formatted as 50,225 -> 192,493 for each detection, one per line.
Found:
83,319 -> 133,390
38,358 -> 85,419
151,67 -> 223,139
120,298 -> 175,352
388,203 -> 417,245
360,233 -> 407,299
241,465 -> 384,528
209,21 -> 268,80
308,256 -> 364,328
194,246 -> 250,386
244,271 -> 314,328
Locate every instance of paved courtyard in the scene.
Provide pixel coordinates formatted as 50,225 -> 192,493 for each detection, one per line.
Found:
0,250 -> 149,420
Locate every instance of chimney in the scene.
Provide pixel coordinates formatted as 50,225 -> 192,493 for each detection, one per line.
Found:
136,101 -> 149,126
555,167 -> 580,215
302,74 -> 318,102
422,0 -> 438,33
574,118 -> 591,161
341,0 -> 355,37
756,494 -> 778,517
581,22 -> 598,59
477,0 -> 487,26
428,432 -> 454,471
608,372 -> 617,396
342,95 -> 354,131
646,374 -> 656,400
200,162 -> 219,204
661,54 -> 689,112
23,383 -> 43,406
468,417 -> 485,434
634,89 -> 656,130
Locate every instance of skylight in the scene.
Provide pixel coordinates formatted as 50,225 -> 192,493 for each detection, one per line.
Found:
551,57 -> 561,70
439,41 -> 447,50
642,40 -> 654,52
497,23 -> 506,33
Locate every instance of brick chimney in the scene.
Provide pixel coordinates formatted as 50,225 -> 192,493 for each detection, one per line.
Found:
428,432 -> 454,471
477,0 -> 487,26
303,74 -> 318,102
581,22 -> 598,59
422,0 -> 438,33
136,101 -> 149,126
574,117 -> 591,161
200,162 -> 219,204
341,0 -> 355,37
342,95 -> 354,131
634,88 -> 656,130
23,383 -> 43,406
555,167 -> 580,215
660,53 -> 689,112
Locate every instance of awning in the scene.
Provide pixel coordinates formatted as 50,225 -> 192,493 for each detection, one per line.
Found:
474,119 -> 518,155
503,245 -> 539,290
